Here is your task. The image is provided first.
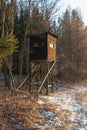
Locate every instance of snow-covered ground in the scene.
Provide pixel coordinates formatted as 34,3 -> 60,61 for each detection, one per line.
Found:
37,83 -> 87,130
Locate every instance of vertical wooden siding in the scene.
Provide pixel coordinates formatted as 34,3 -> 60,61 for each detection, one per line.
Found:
47,34 -> 57,62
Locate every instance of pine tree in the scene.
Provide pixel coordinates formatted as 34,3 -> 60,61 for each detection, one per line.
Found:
57,8 -> 86,81
71,9 -> 85,80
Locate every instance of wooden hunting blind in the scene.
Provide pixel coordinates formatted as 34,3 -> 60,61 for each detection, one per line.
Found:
29,32 -> 58,62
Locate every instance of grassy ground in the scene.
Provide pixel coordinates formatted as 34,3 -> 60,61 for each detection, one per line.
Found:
0,81 -> 87,130
0,82 -> 41,130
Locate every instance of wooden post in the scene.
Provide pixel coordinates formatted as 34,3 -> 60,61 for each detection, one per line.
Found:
37,62 -> 40,91
46,62 -> 49,95
29,61 -> 32,93
39,62 -> 42,94
51,67 -> 54,93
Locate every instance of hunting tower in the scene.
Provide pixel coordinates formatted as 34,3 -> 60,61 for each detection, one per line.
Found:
28,32 -> 58,99
29,32 -> 57,62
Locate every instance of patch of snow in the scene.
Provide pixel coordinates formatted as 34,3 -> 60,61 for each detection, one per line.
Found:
38,83 -> 87,129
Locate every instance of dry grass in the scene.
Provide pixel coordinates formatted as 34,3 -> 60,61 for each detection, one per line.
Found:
0,83 -> 41,130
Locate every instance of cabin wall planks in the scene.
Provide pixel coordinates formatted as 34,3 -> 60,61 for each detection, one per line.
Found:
47,33 -> 57,62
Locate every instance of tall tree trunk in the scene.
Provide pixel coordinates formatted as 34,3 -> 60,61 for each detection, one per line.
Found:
1,0 -> 10,87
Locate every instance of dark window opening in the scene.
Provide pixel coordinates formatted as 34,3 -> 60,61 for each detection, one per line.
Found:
34,42 -> 44,47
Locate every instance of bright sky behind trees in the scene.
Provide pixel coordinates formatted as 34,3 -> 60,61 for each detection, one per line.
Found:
61,0 -> 87,25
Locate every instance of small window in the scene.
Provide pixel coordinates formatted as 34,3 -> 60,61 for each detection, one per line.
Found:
34,42 -> 44,47
49,43 -> 54,48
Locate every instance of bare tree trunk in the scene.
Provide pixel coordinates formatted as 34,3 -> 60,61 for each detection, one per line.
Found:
1,0 -> 17,92
8,0 -> 17,90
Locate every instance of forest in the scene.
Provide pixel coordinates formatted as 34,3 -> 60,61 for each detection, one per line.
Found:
0,0 -> 87,89
0,0 -> 87,129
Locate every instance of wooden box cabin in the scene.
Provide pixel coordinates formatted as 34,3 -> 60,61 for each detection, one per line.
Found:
29,32 -> 58,62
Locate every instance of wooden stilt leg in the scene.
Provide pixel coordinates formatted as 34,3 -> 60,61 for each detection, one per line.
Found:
52,71 -> 54,93
29,61 -> 32,93
46,62 -> 49,95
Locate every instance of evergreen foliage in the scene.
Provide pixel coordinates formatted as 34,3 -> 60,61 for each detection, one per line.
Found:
0,34 -> 19,60
57,8 -> 87,81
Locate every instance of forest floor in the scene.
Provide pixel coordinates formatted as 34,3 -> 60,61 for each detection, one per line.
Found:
0,80 -> 87,130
